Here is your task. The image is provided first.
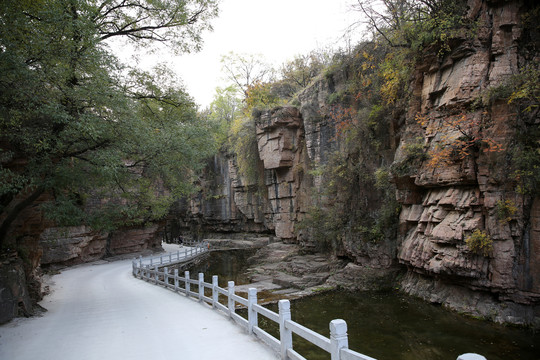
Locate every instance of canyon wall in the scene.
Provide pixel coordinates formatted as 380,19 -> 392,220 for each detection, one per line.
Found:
165,154 -> 271,240
3,0 -> 537,328
174,0 -> 539,326
0,194 -> 162,323
393,0 -> 539,325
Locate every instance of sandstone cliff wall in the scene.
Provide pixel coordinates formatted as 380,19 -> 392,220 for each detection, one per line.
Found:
175,0 -> 538,326
392,0 -> 539,325
0,192 -> 163,323
165,154 -> 271,240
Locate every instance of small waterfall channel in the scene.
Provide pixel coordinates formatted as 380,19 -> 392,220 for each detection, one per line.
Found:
181,249 -> 539,360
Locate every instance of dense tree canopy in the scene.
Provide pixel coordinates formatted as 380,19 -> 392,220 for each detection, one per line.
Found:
0,0 -> 219,247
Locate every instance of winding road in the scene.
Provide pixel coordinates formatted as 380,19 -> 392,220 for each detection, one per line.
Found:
0,256 -> 278,360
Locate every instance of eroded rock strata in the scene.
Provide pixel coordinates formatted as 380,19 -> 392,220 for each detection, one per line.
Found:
174,0 -> 539,326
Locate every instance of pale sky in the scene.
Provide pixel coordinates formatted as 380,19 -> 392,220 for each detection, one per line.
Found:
118,0 -> 363,108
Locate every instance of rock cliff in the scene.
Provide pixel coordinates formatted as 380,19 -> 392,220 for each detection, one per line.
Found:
174,0 -> 539,326
393,0 -> 539,325
0,193 -> 162,323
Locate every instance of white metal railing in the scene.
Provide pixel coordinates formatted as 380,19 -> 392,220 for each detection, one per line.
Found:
133,256 -> 376,360
133,242 -> 209,272
131,253 -> 486,360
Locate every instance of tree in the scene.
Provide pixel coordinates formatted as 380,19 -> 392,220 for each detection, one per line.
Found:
0,0 -> 219,248
275,50 -> 331,98
351,0 -> 469,54
208,86 -> 242,124
220,52 -> 274,97
206,86 -> 242,146
94,0 -> 218,53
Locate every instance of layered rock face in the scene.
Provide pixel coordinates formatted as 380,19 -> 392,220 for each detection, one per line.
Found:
178,0 -> 539,326
1,192 -> 163,322
171,108 -> 308,242
394,0 -> 539,325
167,154 -> 271,240
0,255 -> 33,324
39,225 -> 162,268
255,107 -> 307,241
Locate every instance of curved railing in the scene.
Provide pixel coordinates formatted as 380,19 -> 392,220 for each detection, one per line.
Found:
132,251 -> 486,360
133,242 -> 209,270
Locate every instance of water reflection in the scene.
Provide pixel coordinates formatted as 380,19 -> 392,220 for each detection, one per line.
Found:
286,291 -> 540,360
186,248 -> 256,287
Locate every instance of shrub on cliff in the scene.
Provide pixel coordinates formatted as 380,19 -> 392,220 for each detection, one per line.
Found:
465,230 -> 493,257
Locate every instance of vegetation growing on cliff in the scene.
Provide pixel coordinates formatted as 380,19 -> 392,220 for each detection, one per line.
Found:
0,0 -> 219,248
507,65 -> 540,196
296,0 -> 473,252
211,51 -> 332,185
465,229 -> 493,257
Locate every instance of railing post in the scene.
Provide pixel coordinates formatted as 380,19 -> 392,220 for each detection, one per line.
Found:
228,281 -> 235,318
164,267 -> 169,286
198,273 -> 204,302
145,265 -> 150,281
150,258 -> 153,266
248,288 -> 258,335
330,319 -> 348,360
279,300 -> 293,360
154,267 -> 158,285
212,275 -> 218,309
185,271 -> 190,296
176,250 -> 180,261
174,269 -> 179,292
139,256 -> 143,277
132,259 -> 136,276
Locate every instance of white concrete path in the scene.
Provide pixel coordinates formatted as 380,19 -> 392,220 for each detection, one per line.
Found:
0,254 -> 278,360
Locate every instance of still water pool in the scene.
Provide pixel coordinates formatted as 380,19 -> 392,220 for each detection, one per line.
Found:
277,291 -> 540,360
188,250 -> 540,360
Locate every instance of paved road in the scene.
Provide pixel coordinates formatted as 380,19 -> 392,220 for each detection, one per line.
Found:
0,257 -> 278,360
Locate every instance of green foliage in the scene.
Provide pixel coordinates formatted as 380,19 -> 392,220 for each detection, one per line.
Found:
390,138 -> 427,176
404,140 -> 428,161
245,81 -> 284,112
507,65 -> 540,112
277,50 -> 331,98
327,91 -> 350,105
0,0 -> 219,246
511,126 -> 540,196
481,83 -> 515,106
299,150 -> 399,251
378,49 -> 413,105
228,116 -> 261,186
495,200 -> 517,224
495,65 -> 540,196
206,86 -> 242,147
480,65 -> 540,111
345,0 -> 473,113
297,206 -> 343,252
465,229 -> 493,257
354,0 -> 471,56
374,167 -> 392,190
